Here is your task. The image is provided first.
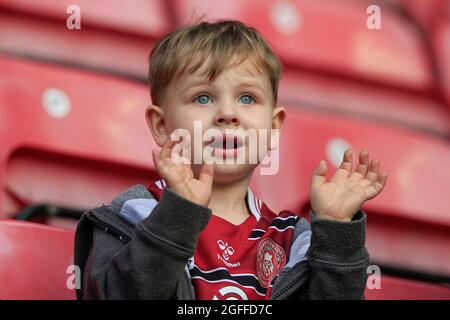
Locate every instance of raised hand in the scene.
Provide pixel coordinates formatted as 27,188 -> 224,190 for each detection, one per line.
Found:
310,149 -> 387,222
152,136 -> 214,207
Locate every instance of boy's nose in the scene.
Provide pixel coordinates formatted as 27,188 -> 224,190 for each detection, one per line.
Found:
216,115 -> 239,126
214,104 -> 240,127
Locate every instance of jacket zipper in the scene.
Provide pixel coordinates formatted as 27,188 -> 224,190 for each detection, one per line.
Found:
270,275 -> 305,300
87,211 -> 131,243
270,262 -> 309,300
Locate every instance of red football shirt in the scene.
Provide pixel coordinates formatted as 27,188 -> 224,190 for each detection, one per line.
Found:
148,178 -> 298,300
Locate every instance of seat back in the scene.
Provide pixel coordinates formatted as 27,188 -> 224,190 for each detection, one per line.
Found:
365,275 -> 450,300
0,219 -> 76,299
172,0 -> 433,90
0,56 -> 158,221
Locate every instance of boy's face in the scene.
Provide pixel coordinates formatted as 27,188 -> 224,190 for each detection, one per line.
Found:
146,59 -> 286,183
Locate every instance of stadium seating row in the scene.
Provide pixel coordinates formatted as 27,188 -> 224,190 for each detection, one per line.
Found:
1,219 -> 450,300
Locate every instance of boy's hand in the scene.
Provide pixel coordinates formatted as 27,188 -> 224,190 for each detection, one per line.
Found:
310,149 -> 387,222
151,137 -> 214,207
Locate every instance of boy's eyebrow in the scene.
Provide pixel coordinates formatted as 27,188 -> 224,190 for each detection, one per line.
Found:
180,79 -> 267,95
180,79 -> 209,93
235,82 -> 267,95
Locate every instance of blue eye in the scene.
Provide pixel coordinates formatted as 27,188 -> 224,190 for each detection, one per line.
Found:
194,94 -> 212,105
239,95 -> 255,105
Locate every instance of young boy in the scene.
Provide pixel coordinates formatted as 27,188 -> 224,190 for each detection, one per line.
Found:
74,20 -> 387,300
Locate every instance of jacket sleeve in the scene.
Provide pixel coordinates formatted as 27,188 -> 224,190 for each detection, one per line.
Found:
82,187 -> 212,299
296,211 -> 370,300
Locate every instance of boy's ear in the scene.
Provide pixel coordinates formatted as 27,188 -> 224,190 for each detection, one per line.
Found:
269,106 -> 286,151
145,104 -> 168,147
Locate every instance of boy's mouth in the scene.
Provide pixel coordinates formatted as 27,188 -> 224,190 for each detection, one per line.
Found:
208,133 -> 244,150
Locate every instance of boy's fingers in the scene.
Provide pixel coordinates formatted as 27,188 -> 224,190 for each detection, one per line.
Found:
152,149 -> 162,171
352,150 -> 369,179
332,149 -> 353,182
375,171 -> 388,191
160,137 -> 178,159
365,159 -> 380,182
311,160 -> 327,187
178,136 -> 192,167
338,149 -> 353,173
365,171 -> 388,199
199,162 -> 214,185
151,148 -> 159,162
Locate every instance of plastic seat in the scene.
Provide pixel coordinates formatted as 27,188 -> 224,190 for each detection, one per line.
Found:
279,71 -> 450,138
399,0 -> 449,31
365,275 -> 450,300
0,55 -> 158,222
0,0 -> 172,77
0,11 -> 153,78
172,0 -> 433,90
433,22 -> 450,107
0,219 -> 76,299
0,0 -> 171,38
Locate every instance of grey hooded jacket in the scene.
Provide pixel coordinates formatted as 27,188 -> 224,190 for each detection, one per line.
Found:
74,184 -> 369,300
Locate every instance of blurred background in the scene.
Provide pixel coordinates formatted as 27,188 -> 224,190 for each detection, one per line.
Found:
0,0 -> 449,300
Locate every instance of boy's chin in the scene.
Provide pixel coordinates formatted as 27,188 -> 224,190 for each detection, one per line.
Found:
193,162 -> 257,184
211,162 -> 257,184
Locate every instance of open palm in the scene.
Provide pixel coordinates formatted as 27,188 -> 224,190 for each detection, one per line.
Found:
310,149 -> 387,222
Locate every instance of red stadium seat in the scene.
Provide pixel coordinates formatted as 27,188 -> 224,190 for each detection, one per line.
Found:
367,211 -> 450,280
0,11 -> 153,78
171,0 -> 433,90
0,55 -> 158,224
0,219 -> 76,299
365,275 -> 450,300
0,0 -> 171,78
433,22 -> 450,107
279,71 -> 450,137
0,0 -> 172,38
399,0 -> 449,31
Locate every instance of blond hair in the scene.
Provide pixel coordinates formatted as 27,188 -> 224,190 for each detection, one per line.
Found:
148,19 -> 282,106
